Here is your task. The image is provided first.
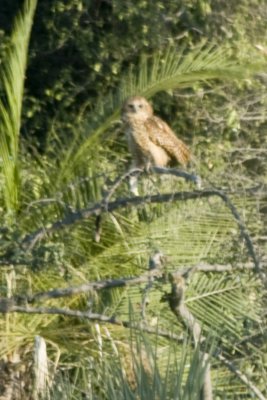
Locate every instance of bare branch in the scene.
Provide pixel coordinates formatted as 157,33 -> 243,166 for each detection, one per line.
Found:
15,167 -> 262,280
8,262 -> 254,304
164,271 -> 266,400
102,168 -> 143,203
141,250 -> 166,320
0,262 -> 253,305
0,263 -> 265,400
0,300 -> 184,343
21,167 -> 200,249
93,215 -> 102,243
29,269 -> 164,303
21,190 -> 209,248
214,190 -> 261,275
1,302 -> 264,400
164,272 -> 212,400
21,186 -> 261,276
217,353 -> 266,400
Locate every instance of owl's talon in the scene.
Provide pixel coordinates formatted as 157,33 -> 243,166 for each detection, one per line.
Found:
195,175 -> 202,189
129,175 -> 139,196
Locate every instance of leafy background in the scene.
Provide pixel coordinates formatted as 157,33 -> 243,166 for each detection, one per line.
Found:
0,0 -> 266,398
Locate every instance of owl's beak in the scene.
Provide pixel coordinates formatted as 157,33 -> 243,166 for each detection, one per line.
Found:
131,105 -> 137,113
127,104 -> 137,113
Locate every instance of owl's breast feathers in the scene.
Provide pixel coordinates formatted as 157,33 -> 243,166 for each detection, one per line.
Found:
125,115 -> 191,168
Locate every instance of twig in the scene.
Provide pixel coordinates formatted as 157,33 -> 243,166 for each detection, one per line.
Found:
93,215 -> 102,243
93,168 -> 143,242
214,190 -> 261,275
217,353 -> 266,400
141,251 -> 166,320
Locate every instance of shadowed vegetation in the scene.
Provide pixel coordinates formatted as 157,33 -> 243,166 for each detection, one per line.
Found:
0,0 -> 266,398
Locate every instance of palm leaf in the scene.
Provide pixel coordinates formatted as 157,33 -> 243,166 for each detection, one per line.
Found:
0,0 -> 37,212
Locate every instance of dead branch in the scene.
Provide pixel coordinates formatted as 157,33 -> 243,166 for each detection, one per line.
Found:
18,165 -> 262,276
20,186 -> 261,276
0,262 -> 253,305
21,167 -> 201,250
217,353 -> 266,400
164,272 -> 212,400
0,300 -> 183,342
0,261 -> 264,400
17,167 -> 262,277
163,271 -> 266,400
214,190 -> 261,275
1,302 -> 264,400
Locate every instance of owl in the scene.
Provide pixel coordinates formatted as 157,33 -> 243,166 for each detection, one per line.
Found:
122,96 -> 191,169
121,96 -> 191,194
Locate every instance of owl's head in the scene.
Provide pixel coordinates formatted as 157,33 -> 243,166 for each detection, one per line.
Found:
121,96 -> 153,122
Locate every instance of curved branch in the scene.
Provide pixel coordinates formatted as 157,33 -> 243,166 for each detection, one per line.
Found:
21,185 -> 261,275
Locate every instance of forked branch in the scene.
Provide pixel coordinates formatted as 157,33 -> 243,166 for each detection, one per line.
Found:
21,167 -> 261,276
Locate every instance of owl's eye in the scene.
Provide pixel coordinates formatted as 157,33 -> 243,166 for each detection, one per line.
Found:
128,104 -> 134,109
138,104 -> 143,108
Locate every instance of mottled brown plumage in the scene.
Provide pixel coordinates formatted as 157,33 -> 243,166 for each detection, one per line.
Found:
122,96 -> 191,170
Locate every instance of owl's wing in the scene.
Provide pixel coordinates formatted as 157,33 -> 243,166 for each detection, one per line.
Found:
145,116 -> 191,166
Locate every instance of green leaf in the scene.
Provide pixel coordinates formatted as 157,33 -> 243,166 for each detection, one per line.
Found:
0,0 -> 37,213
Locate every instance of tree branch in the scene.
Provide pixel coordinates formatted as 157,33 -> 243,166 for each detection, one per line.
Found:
164,272 -> 212,400
0,262 -> 264,400
21,184 -> 261,276
164,271 -> 266,400
0,262 -> 253,304
0,299 -> 184,343
217,353 -> 266,400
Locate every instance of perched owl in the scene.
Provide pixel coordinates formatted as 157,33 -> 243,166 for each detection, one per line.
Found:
122,96 -> 191,169
121,96 -> 191,194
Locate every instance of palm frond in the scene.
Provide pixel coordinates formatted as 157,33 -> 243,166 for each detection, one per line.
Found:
0,0 -> 37,212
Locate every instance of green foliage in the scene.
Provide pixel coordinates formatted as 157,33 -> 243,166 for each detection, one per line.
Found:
1,0 -> 266,147
48,334 -> 211,400
0,0 -> 266,399
0,0 -> 37,213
